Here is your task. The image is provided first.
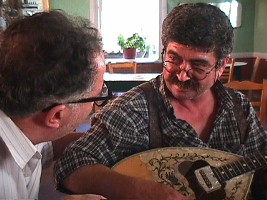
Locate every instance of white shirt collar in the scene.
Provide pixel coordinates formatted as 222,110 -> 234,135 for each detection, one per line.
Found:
0,110 -> 40,169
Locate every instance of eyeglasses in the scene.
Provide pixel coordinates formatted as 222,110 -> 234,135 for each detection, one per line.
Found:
163,60 -> 216,81
42,81 -> 112,112
161,48 -> 217,81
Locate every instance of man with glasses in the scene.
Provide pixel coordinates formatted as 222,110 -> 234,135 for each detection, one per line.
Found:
42,81 -> 112,112
0,10 -> 109,200
55,3 -> 267,199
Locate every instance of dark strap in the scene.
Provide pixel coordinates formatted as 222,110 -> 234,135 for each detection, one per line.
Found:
138,82 -> 162,148
228,89 -> 248,144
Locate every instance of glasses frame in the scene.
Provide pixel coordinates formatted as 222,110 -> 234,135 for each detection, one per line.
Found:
42,81 -> 113,112
163,61 -> 216,81
161,49 -> 217,81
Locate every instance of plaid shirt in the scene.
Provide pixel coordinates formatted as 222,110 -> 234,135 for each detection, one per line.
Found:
55,74 -> 267,185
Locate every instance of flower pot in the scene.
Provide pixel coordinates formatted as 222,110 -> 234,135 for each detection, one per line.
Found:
123,48 -> 136,59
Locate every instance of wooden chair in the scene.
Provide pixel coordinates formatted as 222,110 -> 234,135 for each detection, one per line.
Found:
220,57 -> 235,83
108,62 -> 137,73
224,79 -> 267,128
251,57 -> 261,82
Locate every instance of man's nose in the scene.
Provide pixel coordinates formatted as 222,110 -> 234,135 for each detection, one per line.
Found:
176,62 -> 191,82
175,70 -> 191,82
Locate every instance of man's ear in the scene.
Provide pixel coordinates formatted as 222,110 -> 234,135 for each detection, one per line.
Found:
44,105 -> 67,128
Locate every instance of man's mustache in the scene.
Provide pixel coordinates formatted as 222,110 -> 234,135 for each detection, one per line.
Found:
173,78 -> 199,90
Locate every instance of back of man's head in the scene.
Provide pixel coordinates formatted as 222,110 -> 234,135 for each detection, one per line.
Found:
0,11 -> 103,117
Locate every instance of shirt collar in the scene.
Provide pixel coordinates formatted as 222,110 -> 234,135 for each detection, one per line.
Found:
0,110 -> 40,169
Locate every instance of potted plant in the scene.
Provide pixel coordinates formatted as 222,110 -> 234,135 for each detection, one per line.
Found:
117,33 -> 148,59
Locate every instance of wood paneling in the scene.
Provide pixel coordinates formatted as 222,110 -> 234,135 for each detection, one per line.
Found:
254,58 -> 267,83
234,57 -> 255,81
235,57 -> 267,83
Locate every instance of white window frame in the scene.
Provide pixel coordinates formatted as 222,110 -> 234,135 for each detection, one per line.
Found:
89,0 -> 167,62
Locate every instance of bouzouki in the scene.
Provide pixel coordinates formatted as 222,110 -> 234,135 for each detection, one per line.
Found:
113,147 -> 267,200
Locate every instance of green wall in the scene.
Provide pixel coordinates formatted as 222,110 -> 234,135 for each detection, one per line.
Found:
49,0 -> 90,19
254,0 -> 267,53
234,0 -> 255,53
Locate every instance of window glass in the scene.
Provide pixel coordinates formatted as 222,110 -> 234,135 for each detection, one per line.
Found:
93,0 -> 165,60
210,1 -> 242,28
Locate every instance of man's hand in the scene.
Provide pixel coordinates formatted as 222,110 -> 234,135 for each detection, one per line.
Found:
62,164 -> 189,200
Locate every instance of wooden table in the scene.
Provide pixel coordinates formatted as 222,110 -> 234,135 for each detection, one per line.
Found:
226,61 -> 247,67
104,73 -> 160,92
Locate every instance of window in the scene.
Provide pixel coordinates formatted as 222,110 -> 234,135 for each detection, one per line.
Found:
210,1 -> 242,28
90,0 -> 241,61
90,0 -> 167,61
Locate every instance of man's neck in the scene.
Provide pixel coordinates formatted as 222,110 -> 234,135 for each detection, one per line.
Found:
171,89 -> 215,112
11,115 -> 45,145
170,89 -> 217,142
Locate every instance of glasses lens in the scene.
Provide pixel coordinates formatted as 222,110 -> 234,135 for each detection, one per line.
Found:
101,83 -> 108,97
188,68 -> 206,80
94,83 -> 109,106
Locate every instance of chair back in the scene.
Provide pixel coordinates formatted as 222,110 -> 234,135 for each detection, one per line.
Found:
220,57 -> 235,83
251,57 -> 261,82
108,62 -> 137,73
224,80 -> 267,128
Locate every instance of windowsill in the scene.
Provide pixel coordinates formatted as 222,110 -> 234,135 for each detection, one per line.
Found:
105,57 -> 160,64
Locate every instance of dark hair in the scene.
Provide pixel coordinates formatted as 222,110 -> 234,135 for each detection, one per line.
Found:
161,3 -> 234,66
0,10 -> 103,117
